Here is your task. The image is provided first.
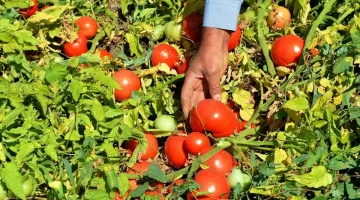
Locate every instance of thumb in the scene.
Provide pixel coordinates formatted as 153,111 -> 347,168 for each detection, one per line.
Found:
204,72 -> 222,101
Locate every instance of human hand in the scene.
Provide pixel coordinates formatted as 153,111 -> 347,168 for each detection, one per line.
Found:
181,27 -> 231,119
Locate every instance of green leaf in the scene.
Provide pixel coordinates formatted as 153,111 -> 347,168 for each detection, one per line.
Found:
130,182 -> 149,198
283,96 -> 309,111
349,107 -> 360,120
106,170 -> 119,189
4,0 -> 34,8
1,162 -> 26,200
45,145 -> 58,161
16,143 -> 34,166
28,5 -> 74,24
65,130 -> 82,141
126,33 -> 143,58
88,69 -> 120,89
118,174 -> 130,196
45,64 -> 68,84
84,190 -> 110,200
35,95 -> 49,115
288,166 -> 332,188
91,99 -> 105,122
62,159 -> 76,187
333,57 -> 351,74
69,79 -> 83,102
293,0 -> 311,24
327,159 -> 356,171
143,163 -> 168,183
2,107 -> 24,128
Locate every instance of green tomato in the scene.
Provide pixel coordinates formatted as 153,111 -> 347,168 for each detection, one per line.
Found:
23,178 -> 34,197
0,184 -> 7,200
154,115 -> 177,132
164,21 -> 182,42
147,25 -> 165,42
227,167 -> 252,192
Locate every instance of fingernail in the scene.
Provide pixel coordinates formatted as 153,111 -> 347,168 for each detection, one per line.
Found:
214,94 -> 221,101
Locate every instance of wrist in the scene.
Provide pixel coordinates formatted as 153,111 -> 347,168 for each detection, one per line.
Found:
200,27 -> 231,50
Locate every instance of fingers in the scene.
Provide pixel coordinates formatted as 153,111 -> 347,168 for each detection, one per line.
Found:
203,68 -> 222,101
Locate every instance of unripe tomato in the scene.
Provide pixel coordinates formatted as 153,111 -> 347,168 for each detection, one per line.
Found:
271,35 -> 304,68
189,99 -> 240,138
127,161 -> 151,190
164,134 -> 188,169
113,69 -> 141,101
184,132 -> 210,155
151,44 -> 180,70
176,57 -> 190,74
227,167 -> 252,191
182,13 -> 203,46
125,132 -> 158,160
18,0 -> 38,18
228,25 -> 242,51
23,178 -> 34,197
164,21 -> 182,42
63,33 -> 88,57
76,16 -> 99,39
154,115 -> 177,132
186,169 -> 230,200
267,6 -> 291,30
199,146 -> 237,175
167,179 -> 186,193
147,25 -> 165,42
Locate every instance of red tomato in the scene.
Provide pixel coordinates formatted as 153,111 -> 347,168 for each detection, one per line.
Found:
76,16 -> 99,39
182,13 -> 203,46
167,179 -> 186,193
311,48 -> 319,56
186,169 -> 230,200
18,0 -> 38,18
125,132 -> 158,160
113,69 -> 141,101
271,35 -> 305,68
238,121 -> 256,131
63,34 -> 88,57
267,6 -> 291,30
164,135 -> 188,169
199,146 -> 237,175
176,57 -> 190,74
151,44 -> 180,70
95,49 -> 112,60
228,25 -> 242,51
127,161 -> 151,191
189,99 -> 240,138
184,132 -> 210,155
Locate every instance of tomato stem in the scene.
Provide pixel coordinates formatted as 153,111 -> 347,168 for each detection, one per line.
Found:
336,5 -> 359,24
163,74 -> 185,87
256,0 -> 276,77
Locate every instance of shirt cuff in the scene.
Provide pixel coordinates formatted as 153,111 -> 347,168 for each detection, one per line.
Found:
203,0 -> 242,31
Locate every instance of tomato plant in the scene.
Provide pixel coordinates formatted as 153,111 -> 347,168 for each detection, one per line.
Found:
164,134 -> 188,169
189,99 -> 240,138
167,179 -> 185,193
125,132 -> 158,160
147,25 -> 165,42
154,115 -> 177,132
182,13 -> 203,45
267,6 -> 291,30
199,146 -> 238,175
113,69 -> 141,101
227,167 -> 252,191
0,184 -> 6,200
271,35 -> 305,67
187,169 -> 230,200
18,0 -> 38,18
151,44 -> 180,69
95,49 -> 112,60
63,33 -> 88,57
76,16 -> 99,39
184,132 -> 210,155
228,25 -> 242,51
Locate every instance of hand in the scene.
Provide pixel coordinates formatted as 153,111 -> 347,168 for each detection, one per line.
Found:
181,27 -> 231,119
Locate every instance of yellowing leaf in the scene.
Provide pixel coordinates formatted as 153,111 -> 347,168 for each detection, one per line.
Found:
250,186 -> 275,196
274,148 -> 288,172
320,78 -> 332,88
334,94 -> 343,105
158,63 -> 177,75
307,83 -> 314,92
288,166 -> 332,188
240,108 -> 254,121
283,96 -> 309,111
232,89 -> 254,109
276,66 -> 291,77
28,5 -> 74,23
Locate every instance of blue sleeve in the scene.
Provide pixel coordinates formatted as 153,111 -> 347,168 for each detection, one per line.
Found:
202,0 -> 242,31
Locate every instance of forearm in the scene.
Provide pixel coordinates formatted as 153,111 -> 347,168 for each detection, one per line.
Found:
203,0 -> 243,31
